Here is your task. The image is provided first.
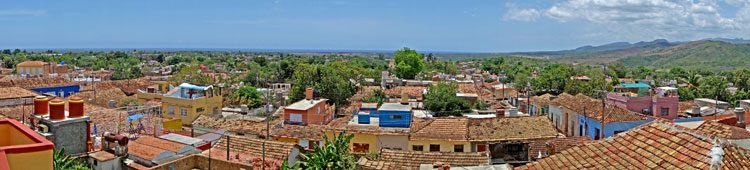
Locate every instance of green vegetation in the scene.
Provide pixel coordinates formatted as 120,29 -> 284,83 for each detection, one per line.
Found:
298,132 -> 357,170
361,90 -> 386,106
168,65 -> 214,86
233,86 -> 264,108
424,82 -> 471,116
393,47 -> 424,79
54,148 -> 90,170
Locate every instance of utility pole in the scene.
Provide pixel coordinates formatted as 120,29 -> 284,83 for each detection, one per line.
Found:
262,91 -> 271,170
601,65 -> 607,139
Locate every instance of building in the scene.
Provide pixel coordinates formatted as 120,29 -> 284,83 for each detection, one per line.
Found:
138,83 -> 223,125
515,120 -> 750,169
467,116 -> 558,164
0,87 -> 39,107
356,149 -> 491,170
530,94 -> 553,116
32,97 -> 92,156
16,61 -> 52,77
695,98 -> 730,110
409,118 -> 470,153
376,103 -> 412,128
273,122 -> 326,151
0,119 -> 55,170
606,86 -> 679,120
552,94 -> 653,139
192,114 -> 276,139
143,154 -> 255,170
2,77 -> 81,97
207,134 -> 304,169
527,136 -> 593,160
695,120 -> 750,150
492,83 -> 515,100
325,110 -> 411,154
284,88 -> 335,125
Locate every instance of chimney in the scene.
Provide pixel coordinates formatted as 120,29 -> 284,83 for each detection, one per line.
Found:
49,98 -> 65,120
69,97 -> 84,118
496,109 -> 505,117
34,96 -> 49,116
306,88 -> 313,100
735,107 -> 745,125
401,93 -> 409,105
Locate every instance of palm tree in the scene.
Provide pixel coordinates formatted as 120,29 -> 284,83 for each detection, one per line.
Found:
297,132 -> 356,170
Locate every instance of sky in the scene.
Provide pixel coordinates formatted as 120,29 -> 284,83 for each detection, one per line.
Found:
1,0 -> 749,52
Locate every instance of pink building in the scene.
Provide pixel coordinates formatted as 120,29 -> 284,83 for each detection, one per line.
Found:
606,86 -> 679,120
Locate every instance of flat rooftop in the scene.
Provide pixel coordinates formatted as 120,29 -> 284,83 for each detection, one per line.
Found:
286,99 -> 325,110
379,103 -> 411,112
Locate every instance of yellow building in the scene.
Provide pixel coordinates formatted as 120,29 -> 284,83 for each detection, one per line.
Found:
0,119 -> 55,170
137,83 -> 222,125
409,118 -> 471,153
16,61 -> 51,77
323,116 -> 410,154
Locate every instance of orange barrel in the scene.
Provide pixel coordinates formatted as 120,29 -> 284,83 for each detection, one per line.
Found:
49,98 -> 66,120
69,97 -> 84,118
34,96 -> 49,115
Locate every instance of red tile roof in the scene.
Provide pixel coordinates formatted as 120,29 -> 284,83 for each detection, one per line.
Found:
696,121 -> 750,140
16,61 -> 48,67
0,87 -> 40,99
357,149 -> 490,170
528,136 -> 594,159
468,116 -> 558,142
410,118 -> 469,141
515,120 -> 750,170
550,93 -> 648,124
213,134 -> 298,162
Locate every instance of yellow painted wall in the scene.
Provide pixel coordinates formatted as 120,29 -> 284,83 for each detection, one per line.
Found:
162,119 -> 182,130
17,66 -> 44,76
162,94 -> 223,125
408,140 -> 471,153
136,91 -> 163,104
325,131 -> 378,153
6,149 -> 53,170
0,124 -> 35,146
273,137 -> 299,144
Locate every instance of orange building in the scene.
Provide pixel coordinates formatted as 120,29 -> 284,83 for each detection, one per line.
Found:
283,88 -> 335,125
0,119 -> 55,170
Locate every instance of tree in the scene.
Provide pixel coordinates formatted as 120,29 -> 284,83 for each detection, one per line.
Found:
424,82 -> 471,117
298,132 -> 356,170
234,86 -> 263,108
698,76 -> 729,101
54,148 -> 91,170
288,64 -> 319,103
677,87 -> 695,101
534,64 -> 573,93
392,47 -> 424,79
168,65 -> 214,85
361,90 -> 386,106
473,100 -> 489,110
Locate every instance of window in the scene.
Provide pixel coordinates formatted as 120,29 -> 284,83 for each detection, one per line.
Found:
353,143 -> 369,153
196,107 -> 205,112
390,115 -> 402,120
412,145 -> 424,151
290,114 -> 302,122
429,144 -> 440,152
476,144 -> 488,152
168,107 -> 175,115
660,108 -> 669,116
180,109 -> 187,117
594,128 -> 601,140
454,144 -> 464,152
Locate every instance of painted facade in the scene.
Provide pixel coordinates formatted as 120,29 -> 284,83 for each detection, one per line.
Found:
284,99 -> 335,125
31,85 -> 80,98
0,119 -> 55,170
408,140 -> 471,153
137,83 -> 223,125
607,93 -> 679,120
377,103 -> 412,128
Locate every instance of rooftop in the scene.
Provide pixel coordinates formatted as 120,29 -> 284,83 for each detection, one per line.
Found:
618,83 -> 651,88
0,87 -> 40,100
16,61 -> 48,67
325,115 -> 412,136
532,93 -> 553,107
468,116 -> 558,142
551,93 -> 649,124
695,121 -> 750,140
192,115 -> 277,137
515,120 -> 750,169
357,149 -> 491,170
379,103 -> 412,112
411,118 -> 469,141
212,134 -> 298,162
285,99 -> 326,111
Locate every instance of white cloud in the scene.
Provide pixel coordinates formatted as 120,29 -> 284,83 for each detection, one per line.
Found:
0,9 -> 46,16
507,0 -> 750,41
502,3 -> 541,21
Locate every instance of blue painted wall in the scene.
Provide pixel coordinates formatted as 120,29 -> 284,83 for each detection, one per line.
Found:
673,117 -> 704,122
377,110 -> 411,128
31,85 -> 80,98
583,117 -> 654,139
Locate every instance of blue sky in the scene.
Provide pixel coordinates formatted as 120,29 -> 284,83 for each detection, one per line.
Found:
1,0 -> 749,52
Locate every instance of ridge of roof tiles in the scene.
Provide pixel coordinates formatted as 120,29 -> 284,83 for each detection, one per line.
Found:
549,93 -> 648,124
358,149 -> 491,170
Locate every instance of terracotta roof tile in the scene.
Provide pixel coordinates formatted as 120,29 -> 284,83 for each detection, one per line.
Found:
358,149 -> 490,169
81,78 -> 156,95
410,118 -> 469,141
384,86 -> 425,99
127,140 -> 168,161
514,121 -> 750,170
213,134 -> 298,161
272,123 -> 325,141
550,93 -> 648,124
0,77 -> 78,89
0,87 -> 40,99
695,121 -> 750,140
133,136 -> 186,153
192,115 -> 277,137
532,94 -> 553,107
528,136 -> 594,159
468,116 -> 558,142
16,61 -> 48,67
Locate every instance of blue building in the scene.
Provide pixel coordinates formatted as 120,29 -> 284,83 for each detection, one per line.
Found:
31,85 -> 80,98
578,113 -> 654,140
376,103 -> 412,128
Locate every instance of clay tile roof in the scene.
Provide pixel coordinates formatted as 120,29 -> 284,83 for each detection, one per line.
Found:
695,121 -> 750,140
66,88 -> 132,108
550,93 -> 648,124
192,115 -> 276,137
134,136 -> 186,153
514,121 -> 750,170
16,61 -> 48,67
213,134 -> 298,161
468,116 -> 558,142
0,87 -> 40,99
356,157 -> 401,170
81,78 -> 156,95
6,77 -> 78,89
272,123 -> 325,141
384,86 -> 425,98
127,141 -> 169,161
410,118 -> 469,141
532,93 -> 553,107
528,136 -> 594,158
362,149 -> 490,169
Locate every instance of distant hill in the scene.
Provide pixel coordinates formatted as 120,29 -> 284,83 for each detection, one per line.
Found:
615,41 -> 750,71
